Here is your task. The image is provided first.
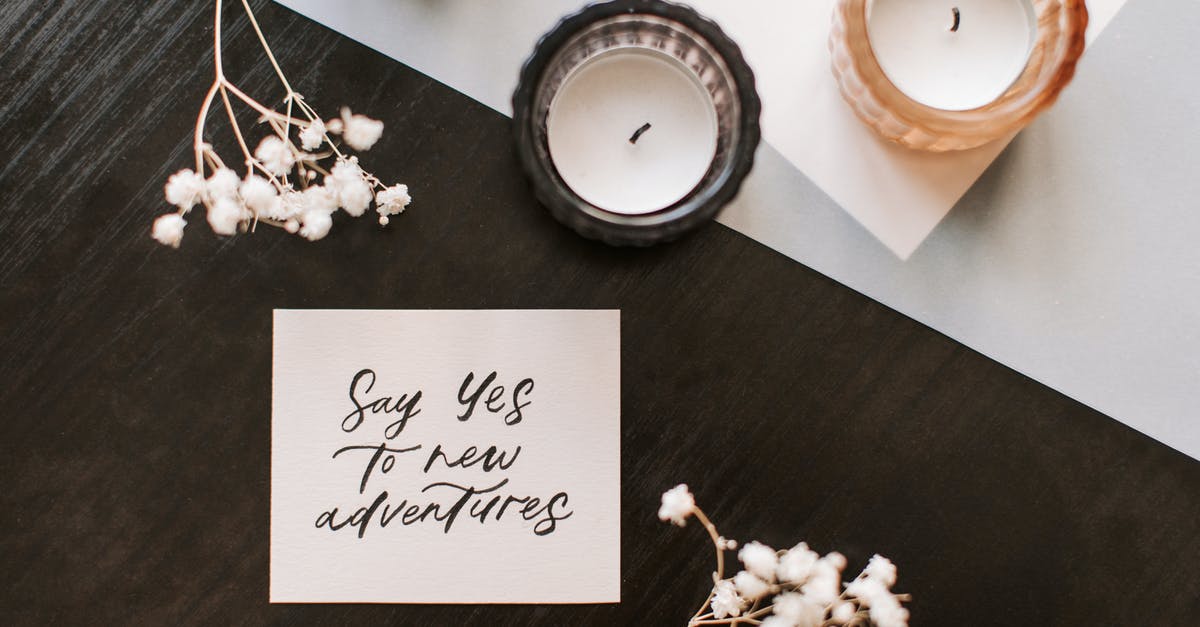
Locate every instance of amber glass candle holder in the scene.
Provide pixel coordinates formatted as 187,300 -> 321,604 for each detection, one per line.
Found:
829,0 -> 1088,151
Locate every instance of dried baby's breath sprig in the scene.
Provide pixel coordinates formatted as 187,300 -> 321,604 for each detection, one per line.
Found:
152,0 -> 411,248
659,484 -> 911,627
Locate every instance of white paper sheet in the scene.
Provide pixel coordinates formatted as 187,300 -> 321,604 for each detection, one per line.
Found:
274,0 -> 1124,257
271,309 -> 620,603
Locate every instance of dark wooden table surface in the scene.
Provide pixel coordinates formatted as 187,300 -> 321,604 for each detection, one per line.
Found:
2,1 -> 1198,625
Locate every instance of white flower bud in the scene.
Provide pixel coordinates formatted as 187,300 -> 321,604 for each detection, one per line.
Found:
207,197 -> 244,236
710,580 -> 745,620
773,591 -> 824,625
657,484 -> 695,526
338,179 -> 373,217
299,119 -> 326,150
239,175 -> 278,217
777,542 -> 819,583
151,213 -> 187,248
831,601 -> 856,624
299,209 -> 332,241
375,183 -> 411,218
205,167 -> 240,201
738,542 -> 779,582
254,135 -> 295,176
733,571 -> 770,601
339,107 -> 383,151
863,554 -> 897,587
164,169 -> 204,210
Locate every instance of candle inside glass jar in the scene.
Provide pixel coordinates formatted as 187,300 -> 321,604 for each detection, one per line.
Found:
867,0 -> 1036,111
546,48 -> 718,215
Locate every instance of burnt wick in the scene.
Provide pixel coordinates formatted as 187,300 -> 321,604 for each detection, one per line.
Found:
950,7 -> 961,32
628,122 -> 652,144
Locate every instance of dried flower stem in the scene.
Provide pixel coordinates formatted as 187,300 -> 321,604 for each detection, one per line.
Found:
154,0 -> 411,248
691,506 -> 724,622
660,485 -> 910,627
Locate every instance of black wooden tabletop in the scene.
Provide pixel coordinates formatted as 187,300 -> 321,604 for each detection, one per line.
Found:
2,1 -> 1198,625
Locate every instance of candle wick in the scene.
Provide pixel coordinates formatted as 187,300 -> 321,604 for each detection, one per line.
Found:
628,122 -> 652,144
949,7 -> 961,32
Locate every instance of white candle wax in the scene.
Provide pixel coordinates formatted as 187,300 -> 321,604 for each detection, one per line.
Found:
867,0 -> 1036,111
546,49 -> 718,215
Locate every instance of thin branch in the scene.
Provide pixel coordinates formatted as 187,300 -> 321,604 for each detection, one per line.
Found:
223,81 -> 309,126
194,81 -> 221,173
239,0 -> 294,93
219,85 -> 254,167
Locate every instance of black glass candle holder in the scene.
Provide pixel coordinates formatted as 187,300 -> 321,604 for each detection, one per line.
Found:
513,0 -> 761,246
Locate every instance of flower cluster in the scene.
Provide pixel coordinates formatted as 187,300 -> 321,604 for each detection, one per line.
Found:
659,484 -> 910,627
152,0 -> 411,249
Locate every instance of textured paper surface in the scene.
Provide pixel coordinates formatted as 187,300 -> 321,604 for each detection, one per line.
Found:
274,0 -> 1123,257
270,310 -> 620,603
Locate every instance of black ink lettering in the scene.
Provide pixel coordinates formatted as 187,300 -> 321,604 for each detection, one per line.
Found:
421,478 -> 510,533
505,378 -> 534,425
457,371 -> 498,421
343,369 -> 423,438
422,443 -> 521,473
333,442 -> 422,494
343,368 -> 376,432
535,492 -> 573,535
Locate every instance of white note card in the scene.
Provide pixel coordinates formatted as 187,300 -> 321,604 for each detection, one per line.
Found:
270,309 -> 621,603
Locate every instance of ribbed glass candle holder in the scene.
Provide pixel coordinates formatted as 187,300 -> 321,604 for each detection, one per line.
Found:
829,0 -> 1088,151
513,0 -> 761,246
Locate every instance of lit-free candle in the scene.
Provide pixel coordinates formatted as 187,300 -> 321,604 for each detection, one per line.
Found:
829,0 -> 1087,151
513,1 -> 761,245
867,0 -> 1036,111
546,49 -> 718,215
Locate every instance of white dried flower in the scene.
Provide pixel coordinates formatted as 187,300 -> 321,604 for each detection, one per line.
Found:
657,484 -> 695,526
821,552 -> 847,573
205,167 -> 240,200
717,536 -> 738,551
338,179 -> 373,217
863,554 -> 897,587
710,580 -> 745,620
300,185 -> 340,214
299,119 -> 326,150
867,592 -> 910,627
738,542 -> 778,582
207,197 -> 244,236
733,571 -> 770,601
239,175 -> 278,217
777,542 -> 819,583
276,189 -> 307,220
299,209 -> 333,241
151,213 -> 187,248
799,563 -> 840,605
254,135 -> 295,176
830,601 -> 856,624
164,169 -> 204,210
156,4 -> 411,249
328,160 -> 371,216
772,592 -> 823,627
375,183 -> 411,225
339,107 -> 384,151
329,157 -> 365,184
846,577 -> 889,608
772,592 -> 806,619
